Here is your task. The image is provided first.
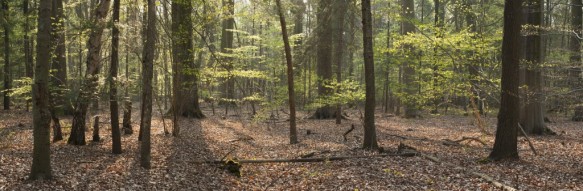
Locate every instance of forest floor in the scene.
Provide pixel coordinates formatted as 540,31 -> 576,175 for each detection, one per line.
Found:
1,105 -> 582,190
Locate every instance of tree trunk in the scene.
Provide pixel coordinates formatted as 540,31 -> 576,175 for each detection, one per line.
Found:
51,0 -> 68,114
333,0 -> 347,124
521,0 -> 547,134
3,0 -> 11,110
23,0 -> 33,111
276,0 -> 298,144
140,0 -> 156,169
489,0 -> 521,161
30,0 -> 52,180
171,0 -> 204,123
310,0 -> 335,119
110,0 -> 122,154
68,0 -> 111,146
570,0 -> 583,121
92,116 -> 100,142
361,0 -> 379,150
401,0 -> 419,118
220,0 -> 235,109
123,6 -> 132,135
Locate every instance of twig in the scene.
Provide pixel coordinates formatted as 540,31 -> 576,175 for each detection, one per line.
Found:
343,124 -> 355,142
193,154 -> 409,164
517,123 -> 539,156
220,148 -> 237,162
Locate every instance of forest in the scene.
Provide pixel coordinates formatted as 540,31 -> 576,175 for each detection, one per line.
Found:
0,0 -> 582,190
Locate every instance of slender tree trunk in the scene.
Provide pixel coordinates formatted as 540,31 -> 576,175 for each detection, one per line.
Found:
334,0 -> 347,124
489,0 -> 521,161
362,0 -> 378,150
570,0 -> 583,121
68,0 -> 111,146
23,0 -> 33,111
276,0 -> 298,144
3,0 -> 11,110
110,0 -> 122,154
51,0 -> 67,113
123,5 -> 132,134
220,0 -> 235,110
140,0 -> 156,169
30,0 -> 52,180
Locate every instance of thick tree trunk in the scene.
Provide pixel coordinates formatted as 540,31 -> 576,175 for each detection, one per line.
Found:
276,0 -> 298,144
51,0 -> 68,114
310,0 -> 334,119
521,0 -> 548,134
171,0 -> 204,121
140,0 -> 156,169
333,0 -> 347,124
489,0 -> 521,161
68,0 -> 111,146
30,0 -> 52,180
361,0 -> 378,150
401,0 -> 419,118
110,0 -> 122,154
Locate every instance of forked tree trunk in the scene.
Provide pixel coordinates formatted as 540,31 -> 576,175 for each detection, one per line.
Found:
68,0 -> 111,146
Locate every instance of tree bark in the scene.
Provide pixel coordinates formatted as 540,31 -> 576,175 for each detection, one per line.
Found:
570,0 -> 583,121
68,0 -> 111,146
489,0 -> 521,161
110,0 -> 122,154
220,0 -> 235,110
51,0 -> 68,114
521,0 -> 547,134
310,0 -> 335,119
23,0 -> 33,111
171,0 -> 204,127
140,0 -> 156,169
30,0 -> 52,180
361,0 -> 379,150
276,0 -> 298,144
401,0 -> 419,118
3,0 -> 11,110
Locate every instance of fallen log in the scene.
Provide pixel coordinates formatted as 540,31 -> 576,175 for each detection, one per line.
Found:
517,123 -> 538,156
343,124 -> 355,142
192,153 -> 410,164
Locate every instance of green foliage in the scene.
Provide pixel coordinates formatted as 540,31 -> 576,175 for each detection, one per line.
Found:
307,79 -> 365,110
7,77 -> 32,101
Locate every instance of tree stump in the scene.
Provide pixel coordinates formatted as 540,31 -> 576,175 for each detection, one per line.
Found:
92,116 -> 100,142
573,106 -> 583,122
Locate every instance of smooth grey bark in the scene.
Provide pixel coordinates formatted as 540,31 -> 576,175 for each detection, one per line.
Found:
140,0 -> 156,169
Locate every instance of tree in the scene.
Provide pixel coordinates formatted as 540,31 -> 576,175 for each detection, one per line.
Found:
23,0 -> 33,111
401,0 -> 419,118
110,0 -> 122,154
275,0 -> 298,144
488,0 -> 521,161
361,0 -> 378,150
310,0 -> 334,119
3,0 -> 10,110
30,0 -> 52,180
171,0 -> 205,137
570,0 -> 583,121
333,0 -> 348,124
521,0 -> 547,134
68,0 -> 111,145
220,0 -> 235,112
49,0 -> 66,142
140,0 -> 156,169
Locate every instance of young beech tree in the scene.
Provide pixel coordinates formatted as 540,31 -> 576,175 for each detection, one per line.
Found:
140,0 -> 157,169
361,0 -> 378,150
275,0 -> 298,144
30,0 -> 52,180
3,0 -> 10,110
489,0 -> 521,161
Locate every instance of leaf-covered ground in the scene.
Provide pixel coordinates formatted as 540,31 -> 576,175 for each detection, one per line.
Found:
1,107 -> 582,190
